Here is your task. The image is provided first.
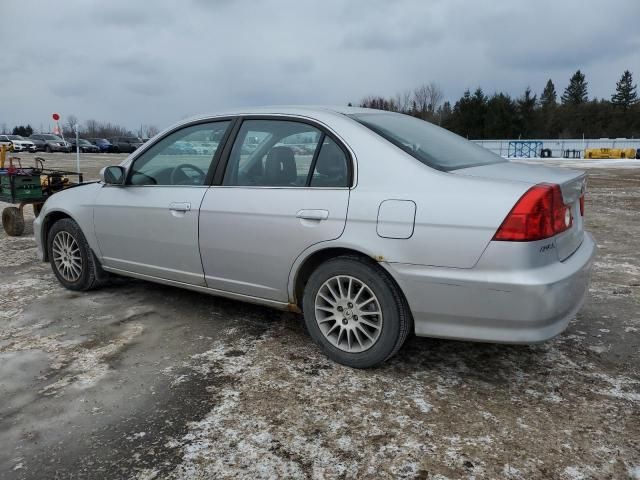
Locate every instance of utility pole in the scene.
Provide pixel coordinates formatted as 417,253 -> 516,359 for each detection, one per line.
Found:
75,123 -> 80,174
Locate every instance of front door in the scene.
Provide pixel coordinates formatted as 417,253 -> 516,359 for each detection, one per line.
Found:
199,118 -> 351,301
93,120 -> 231,285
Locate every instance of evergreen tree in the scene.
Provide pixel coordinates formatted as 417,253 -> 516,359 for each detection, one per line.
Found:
540,79 -> 557,108
437,101 -> 452,125
484,93 -> 517,138
12,125 -> 33,137
517,87 -> 537,137
611,70 -> 638,109
561,70 -> 588,105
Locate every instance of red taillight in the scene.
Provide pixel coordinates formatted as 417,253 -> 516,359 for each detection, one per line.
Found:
493,183 -> 572,242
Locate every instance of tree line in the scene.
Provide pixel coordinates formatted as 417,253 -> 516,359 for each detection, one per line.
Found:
357,70 -> 640,139
4,117 -> 159,140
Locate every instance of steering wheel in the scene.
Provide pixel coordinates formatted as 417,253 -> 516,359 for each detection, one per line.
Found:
170,163 -> 206,185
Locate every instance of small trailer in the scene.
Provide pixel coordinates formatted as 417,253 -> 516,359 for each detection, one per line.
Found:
0,146 -> 83,236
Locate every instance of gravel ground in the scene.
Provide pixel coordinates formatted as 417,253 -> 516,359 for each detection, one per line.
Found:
1,153 -> 639,479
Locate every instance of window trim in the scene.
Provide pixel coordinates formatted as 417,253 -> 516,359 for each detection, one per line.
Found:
124,118 -> 237,187
212,115 -> 354,189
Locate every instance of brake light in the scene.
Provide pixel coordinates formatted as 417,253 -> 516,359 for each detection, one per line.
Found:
493,183 -> 572,242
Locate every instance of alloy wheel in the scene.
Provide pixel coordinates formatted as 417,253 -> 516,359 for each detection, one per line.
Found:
52,231 -> 83,282
314,275 -> 383,353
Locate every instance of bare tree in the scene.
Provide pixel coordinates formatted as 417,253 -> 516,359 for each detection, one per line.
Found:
141,124 -> 160,138
85,119 -> 99,138
413,82 -> 444,119
394,89 -> 413,113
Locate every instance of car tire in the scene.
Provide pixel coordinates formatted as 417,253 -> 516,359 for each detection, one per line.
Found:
2,207 -> 25,236
47,218 -> 107,291
302,256 -> 411,368
45,145 -> 52,153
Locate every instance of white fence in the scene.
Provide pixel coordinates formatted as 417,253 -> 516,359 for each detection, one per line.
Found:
473,138 -> 640,157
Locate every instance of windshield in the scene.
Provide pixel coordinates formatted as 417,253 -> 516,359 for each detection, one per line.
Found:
350,112 -> 505,171
7,135 -> 24,140
79,139 -> 91,145
124,137 -> 141,143
42,134 -> 62,141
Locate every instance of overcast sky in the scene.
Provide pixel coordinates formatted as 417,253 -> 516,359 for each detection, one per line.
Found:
1,0 -> 639,132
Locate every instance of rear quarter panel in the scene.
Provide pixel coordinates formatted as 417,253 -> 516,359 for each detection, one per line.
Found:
314,116 -> 532,268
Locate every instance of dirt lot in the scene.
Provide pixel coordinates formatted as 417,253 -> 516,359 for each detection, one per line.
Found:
1,153 -> 639,479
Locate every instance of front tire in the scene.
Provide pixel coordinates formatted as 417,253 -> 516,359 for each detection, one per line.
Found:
47,218 -> 106,291
302,256 -> 411,368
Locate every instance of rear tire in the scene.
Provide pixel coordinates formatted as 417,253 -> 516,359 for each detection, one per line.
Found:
2,207 -> 25,236
302,256 -> 411,368
47,218 -> 107,291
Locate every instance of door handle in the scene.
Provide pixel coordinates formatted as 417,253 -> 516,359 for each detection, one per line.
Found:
169,202 -> 191,212
296,209 -> 329,221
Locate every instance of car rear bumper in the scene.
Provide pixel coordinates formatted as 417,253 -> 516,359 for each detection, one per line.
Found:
384,232 -> 596,343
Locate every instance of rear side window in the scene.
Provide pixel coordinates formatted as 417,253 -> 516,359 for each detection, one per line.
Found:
223,119 -> 351,187
223,120 -> 321,187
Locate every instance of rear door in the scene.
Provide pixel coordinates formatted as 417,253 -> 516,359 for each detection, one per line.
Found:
93,120 -> 232,285
199,118 -> 352,301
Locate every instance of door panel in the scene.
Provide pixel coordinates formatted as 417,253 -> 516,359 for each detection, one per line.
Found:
94,186 -> 207,285
199,187 -> 349,301
92,120 -> 232,284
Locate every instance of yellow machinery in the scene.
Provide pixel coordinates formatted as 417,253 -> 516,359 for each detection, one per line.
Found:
0,143 -> 13,168
584,147 -> 637,159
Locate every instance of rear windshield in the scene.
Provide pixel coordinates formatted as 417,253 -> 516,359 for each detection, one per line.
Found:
42,134 -> 62,140
350,112 -> 505,171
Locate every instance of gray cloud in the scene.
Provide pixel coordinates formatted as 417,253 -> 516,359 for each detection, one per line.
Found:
342,27 -> 442,51
0,0 -> 638,130
50,82 -> 91,99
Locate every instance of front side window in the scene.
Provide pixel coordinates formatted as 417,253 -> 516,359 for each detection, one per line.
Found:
128,121 -> 230,186
223,119 -> 348,187
350,112 -> 506,171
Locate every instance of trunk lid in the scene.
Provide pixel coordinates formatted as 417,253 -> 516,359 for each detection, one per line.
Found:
454,161 -> 587,261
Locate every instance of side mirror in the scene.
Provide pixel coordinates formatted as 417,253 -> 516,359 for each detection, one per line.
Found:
100,166 -> 126,185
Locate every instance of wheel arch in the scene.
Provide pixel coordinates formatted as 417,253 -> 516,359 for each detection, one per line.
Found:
41,210 -> 76,262
290,245 -> 409,314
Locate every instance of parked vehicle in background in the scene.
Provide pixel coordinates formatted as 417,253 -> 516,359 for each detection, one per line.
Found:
29,134 -> 72,153
0,135 -> 37,152
108,136 -> 144,153
87,138 -> 118,153
68,138 -> 100,153
34,106 -> 596,368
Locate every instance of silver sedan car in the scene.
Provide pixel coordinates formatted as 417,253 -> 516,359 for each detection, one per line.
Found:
34,106 -> 596,368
